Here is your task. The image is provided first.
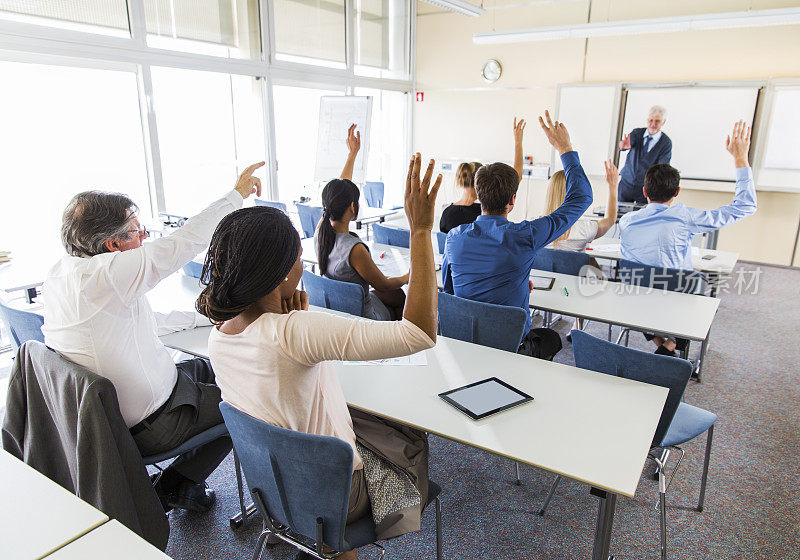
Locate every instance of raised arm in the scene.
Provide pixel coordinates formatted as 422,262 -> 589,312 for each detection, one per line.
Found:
513,117 -> 526,182
339,124 -> 361,181
619,133 -> 631,151
595,159 -> 620,239
349,244 -> 409,291
108,162 -> 263,304
528,110 -> 593,247
689,121 -> 757,233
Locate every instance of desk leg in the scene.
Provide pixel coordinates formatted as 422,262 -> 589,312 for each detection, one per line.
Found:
591,487 -> 617,560
708,272 -> 719,298
695,331 -> 710,383
25,287 -> 37,304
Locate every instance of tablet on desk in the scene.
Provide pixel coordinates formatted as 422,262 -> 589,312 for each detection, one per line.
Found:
530,275 -> 555,290
439,377 -> 533,420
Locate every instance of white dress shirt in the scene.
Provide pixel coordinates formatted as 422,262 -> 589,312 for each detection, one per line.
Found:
643,130 -> 662,152
42,190 -> 243,427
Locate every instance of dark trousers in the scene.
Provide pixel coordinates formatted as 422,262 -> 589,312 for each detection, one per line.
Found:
517,328 -> 563,361
132,358 -> 232,485
619,179 -> 647,204
643,332 -> 690,352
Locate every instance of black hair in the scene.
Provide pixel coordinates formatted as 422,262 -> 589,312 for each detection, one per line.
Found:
317,179 -> 360,275
196,206 -> 300,323
644,164 -> 681,203
474,162 -> 520,215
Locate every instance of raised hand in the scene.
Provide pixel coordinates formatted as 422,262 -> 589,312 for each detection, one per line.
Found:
725,120 -> 751,167
405,153 -> 442,232
234,161 -> 265,199
281,289 -> 309,314
604,159 -> 620,190
619,134 -> 631,151
513,117 -> 526,145
538,110 -> 573,155
346,123 -> 361,155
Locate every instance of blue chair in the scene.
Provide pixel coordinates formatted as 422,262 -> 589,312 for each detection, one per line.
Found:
219,402 -> 443,560
539,330 -> 716,560
436,231 -> 447,254
182,260 -> 204,279
0,299 -> 44,348
372,223 -> 410,248
254,199 -> 287,213
297,203 -> 324,239
437,292 -> 526,353
363,181 -> 384,208
617,259 -> 709,365
302,270 -> 365,317
531,247 -> 591,276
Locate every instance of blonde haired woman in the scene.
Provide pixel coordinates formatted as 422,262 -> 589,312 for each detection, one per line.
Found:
544,159 -> 620,251
439,117 -> 526,233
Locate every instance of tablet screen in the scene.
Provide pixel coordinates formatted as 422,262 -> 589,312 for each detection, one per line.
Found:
531,275 -> 555,290
439,378 -> 533,420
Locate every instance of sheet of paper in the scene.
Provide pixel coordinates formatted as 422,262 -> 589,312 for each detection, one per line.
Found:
593,243 -> 621,252
342,352 -> 428,366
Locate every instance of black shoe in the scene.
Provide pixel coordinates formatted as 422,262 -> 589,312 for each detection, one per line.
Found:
654,345 -> 677,357
168,482 -> 216,513
294,553 -> 314,560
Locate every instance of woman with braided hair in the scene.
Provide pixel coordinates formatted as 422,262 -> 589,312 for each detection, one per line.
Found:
315,124 -> 408,320
198,154 -> 441,558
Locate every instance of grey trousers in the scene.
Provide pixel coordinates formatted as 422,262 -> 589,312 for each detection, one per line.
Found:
132,358 -> 232,485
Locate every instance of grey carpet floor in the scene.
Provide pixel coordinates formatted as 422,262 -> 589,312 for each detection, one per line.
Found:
159,262 -> 799,559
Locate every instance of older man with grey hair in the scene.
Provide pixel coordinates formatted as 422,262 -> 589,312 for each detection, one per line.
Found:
41,162 -> 263,513
618,105 -> 672,204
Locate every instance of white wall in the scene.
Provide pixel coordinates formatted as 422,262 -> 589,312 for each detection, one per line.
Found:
414,0 -> 800,266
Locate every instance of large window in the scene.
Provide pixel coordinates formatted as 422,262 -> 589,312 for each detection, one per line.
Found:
151,67 -> 267,217
145,0 -> 261,59
355,0 -> 409,79
272,85 -> 345,204
0,61 -> 150,256
272,0 -> 346,67
354,88 -> 408,207
0,0 -> 130,37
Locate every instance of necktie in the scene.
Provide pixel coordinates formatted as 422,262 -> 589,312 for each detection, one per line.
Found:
643,135 -> 652,152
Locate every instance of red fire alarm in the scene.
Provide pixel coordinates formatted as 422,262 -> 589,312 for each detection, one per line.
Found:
416,92 -> 424,102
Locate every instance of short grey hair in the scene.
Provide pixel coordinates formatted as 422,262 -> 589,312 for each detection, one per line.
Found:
61,191 -> 138,257
649,105 -> 667,118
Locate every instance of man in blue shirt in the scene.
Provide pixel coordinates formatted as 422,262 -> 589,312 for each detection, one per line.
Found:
442,111 -> 593,359
618,105 -> 672,204
620,120 -> 757,355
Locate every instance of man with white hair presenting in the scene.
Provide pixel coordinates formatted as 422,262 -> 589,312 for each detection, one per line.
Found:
618,105 -> 672,204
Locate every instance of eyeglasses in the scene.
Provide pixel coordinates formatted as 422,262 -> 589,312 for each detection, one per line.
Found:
126,225 -> 149,239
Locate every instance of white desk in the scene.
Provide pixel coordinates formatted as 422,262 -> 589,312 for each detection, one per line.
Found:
46,520 -> 170,560
0,255 -> 56,304
354,206 -> 403,230
586,241 -> 739,275
0,449 -> 109,560
160,321 -> 667,560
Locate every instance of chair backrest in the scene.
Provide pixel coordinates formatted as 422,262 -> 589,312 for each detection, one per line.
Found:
619,259 -> 706,294
436,231 -> 447,254
182,260 -> 204,279
0,300 -> 44,348
302,270 -> 365,317
254,199 -> 288,213
437,291 -> 527,353
571,329 -> 692,448
296,204 -> 324,239
531,247 -> 591,276
371,223 -> 410,248
219,402 -> 353,552
364,181 -> 384,208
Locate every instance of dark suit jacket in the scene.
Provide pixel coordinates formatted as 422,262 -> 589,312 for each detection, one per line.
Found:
1,341 -> 170,549
620,127 -> 672,196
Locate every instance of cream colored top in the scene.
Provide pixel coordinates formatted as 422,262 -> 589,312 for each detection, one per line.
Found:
208,310 -> 435,471
552,218 -> 599,252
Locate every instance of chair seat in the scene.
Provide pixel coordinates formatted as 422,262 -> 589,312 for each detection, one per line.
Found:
342,481 -> 441,550
141,423 -> 229,465
660,402 -> 717,448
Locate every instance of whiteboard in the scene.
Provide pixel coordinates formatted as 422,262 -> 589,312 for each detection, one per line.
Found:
554,84 -> 620,176
620,87 -> 759,182
314,96 -> 372,183
763,89 -> 800,170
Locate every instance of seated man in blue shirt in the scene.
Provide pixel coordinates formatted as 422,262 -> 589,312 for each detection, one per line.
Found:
620,120 -> 757,355
442,111 -> 593,359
